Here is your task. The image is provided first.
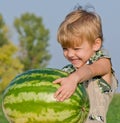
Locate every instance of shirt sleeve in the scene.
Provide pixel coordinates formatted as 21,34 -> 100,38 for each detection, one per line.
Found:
100,48 -> 111,59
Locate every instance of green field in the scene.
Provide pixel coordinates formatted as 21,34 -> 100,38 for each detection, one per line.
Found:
0,93 -> 120,123
107,93 -> 120,122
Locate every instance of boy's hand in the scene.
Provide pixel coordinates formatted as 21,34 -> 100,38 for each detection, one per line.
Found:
53,77 -> 77,101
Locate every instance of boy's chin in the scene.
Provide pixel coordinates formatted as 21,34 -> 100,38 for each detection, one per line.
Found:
73,64 -> 83,69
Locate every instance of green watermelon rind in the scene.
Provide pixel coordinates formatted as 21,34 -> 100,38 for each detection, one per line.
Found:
2,68 -> 90,123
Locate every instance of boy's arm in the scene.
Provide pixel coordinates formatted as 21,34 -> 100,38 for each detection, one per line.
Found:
53,58 -> 111,101
71,58 -> 111,83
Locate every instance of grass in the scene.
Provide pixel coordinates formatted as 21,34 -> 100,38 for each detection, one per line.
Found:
0,93 -> 120,123
107,93 -> 120,123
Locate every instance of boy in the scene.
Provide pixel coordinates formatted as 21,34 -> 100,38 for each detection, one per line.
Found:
53,6 -> 118,123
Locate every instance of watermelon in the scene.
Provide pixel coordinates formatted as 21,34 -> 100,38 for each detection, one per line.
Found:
2,68 -> 89,123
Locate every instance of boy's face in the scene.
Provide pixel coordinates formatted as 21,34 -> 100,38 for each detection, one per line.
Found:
62,41 -> 97,69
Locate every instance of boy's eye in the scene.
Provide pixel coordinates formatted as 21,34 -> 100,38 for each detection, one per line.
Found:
74,48 -> 81,50
62,48 -> 67,51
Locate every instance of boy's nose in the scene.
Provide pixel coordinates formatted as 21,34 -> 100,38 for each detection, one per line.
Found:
67,50 -> 75,57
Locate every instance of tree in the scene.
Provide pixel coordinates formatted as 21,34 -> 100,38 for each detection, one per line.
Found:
0,14 -> 9,46
0,15 -> 24,93
14,13 -> 51,71
0,43 -> 24,93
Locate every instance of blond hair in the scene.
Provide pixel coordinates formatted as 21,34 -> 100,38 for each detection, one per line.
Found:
57,7 -> 103,48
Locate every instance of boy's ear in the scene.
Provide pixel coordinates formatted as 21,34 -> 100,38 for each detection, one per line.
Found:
93,38 -> 102,51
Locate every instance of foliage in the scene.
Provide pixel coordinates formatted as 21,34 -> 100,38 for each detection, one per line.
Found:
0,14 -> 9,46
0,15 -> 24,93
14,13 -> 51,71
0,43 -> 24,93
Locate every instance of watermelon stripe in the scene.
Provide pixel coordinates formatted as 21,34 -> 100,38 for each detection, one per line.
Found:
10,69 -> 68,84
4,100 -> 80,113
4,100 -> 81,123
4,82 -> 58,97
8,73 -> 61,87
4,91 -> 81,107
3,108 -> 80,123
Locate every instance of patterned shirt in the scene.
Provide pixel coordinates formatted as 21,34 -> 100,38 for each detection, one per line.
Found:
61,48 -> 115,93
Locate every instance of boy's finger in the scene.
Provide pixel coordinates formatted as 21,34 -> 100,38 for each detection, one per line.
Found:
53,78 -> 63,84
59,93 -> 69,101
53,79 -> 60,84
54,87 -> 62,98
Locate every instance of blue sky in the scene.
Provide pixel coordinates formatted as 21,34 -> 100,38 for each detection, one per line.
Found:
0,0 -> 120,91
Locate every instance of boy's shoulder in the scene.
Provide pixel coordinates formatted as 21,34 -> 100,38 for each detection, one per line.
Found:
61,64 -> 76,74
87,48 -> 111,65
